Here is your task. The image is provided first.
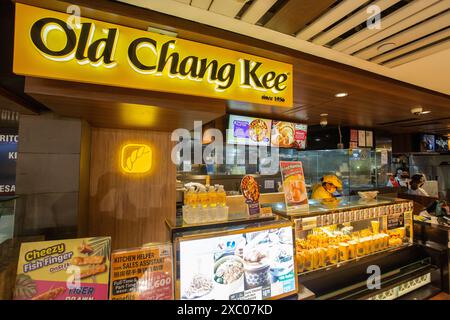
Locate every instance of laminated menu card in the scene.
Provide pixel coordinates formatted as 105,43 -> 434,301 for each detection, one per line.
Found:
240,175 -> 261,216
280,161 -> 309,212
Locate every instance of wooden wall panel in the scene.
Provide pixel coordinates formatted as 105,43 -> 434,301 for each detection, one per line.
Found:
78,120 -> 91,237
89,128 -> 175,250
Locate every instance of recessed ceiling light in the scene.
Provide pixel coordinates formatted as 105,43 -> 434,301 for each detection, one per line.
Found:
421,110 -> 431,114
320,113 -> 328,117
335,92 -> 348,98
377,42 -> 396,52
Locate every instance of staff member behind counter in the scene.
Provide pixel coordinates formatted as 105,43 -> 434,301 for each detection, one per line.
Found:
408,174 -> 430,197
311,175 -> 343,200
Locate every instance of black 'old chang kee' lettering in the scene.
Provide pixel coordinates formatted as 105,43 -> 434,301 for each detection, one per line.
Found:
30,17 -> 288,92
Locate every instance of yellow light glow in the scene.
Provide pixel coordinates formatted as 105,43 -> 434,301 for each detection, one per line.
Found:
13,3 -> 293,108
120,144 -> 152,174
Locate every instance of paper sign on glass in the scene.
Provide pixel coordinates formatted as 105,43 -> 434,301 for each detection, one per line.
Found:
280,161 -> 309,212
110,243 -> 174,300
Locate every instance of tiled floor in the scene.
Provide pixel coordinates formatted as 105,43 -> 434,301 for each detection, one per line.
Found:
429,292 -> 450,300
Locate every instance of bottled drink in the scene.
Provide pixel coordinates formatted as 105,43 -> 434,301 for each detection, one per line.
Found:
216,185 -> 227,207
198,186 -> 209,208
208,186 -> 217,208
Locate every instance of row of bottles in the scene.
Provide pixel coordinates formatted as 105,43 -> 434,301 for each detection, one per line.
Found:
184,184 -> 227,208
183,184 -> 229,224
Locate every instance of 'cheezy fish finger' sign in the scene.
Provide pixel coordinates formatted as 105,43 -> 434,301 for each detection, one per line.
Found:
13,4 -> 293,107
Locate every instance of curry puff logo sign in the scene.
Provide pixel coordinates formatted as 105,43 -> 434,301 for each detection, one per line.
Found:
13,4 -> 293,107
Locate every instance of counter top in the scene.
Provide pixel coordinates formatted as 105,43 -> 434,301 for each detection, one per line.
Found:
272,195 -> 410,218
166,211 -> 278,235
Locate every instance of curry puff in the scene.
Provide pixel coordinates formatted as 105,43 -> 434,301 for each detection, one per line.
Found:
32,287 -> 66,300
80,264 -> 107,279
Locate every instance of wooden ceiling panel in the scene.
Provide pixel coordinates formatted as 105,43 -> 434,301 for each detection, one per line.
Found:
296,0 -> 369,40
371,28 -> 450,64
241,0 -> 277,24
264,0 -> 336,35
355,11 -> 450,60
191,0 -> 212,10
24,77 -> 226,131
341,0 -> 449,55
384,38 -> 450,68
209,0 -> 246,17
332,0 -> 441,52
312,0 -> 401,46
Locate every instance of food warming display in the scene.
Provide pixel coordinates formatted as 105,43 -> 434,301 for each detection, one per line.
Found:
292,199 -> 413,273
175,221 -> 297,300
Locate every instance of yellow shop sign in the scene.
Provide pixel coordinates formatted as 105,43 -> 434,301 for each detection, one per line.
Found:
13,4 -> 293,107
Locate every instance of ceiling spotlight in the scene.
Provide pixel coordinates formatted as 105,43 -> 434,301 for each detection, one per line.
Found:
335,92 -> 348,98
320,113 -> 328,127
411,106 -> 431,115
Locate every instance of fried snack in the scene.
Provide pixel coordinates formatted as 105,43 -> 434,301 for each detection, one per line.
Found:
32,287 -> 66,300
72,256 -> 105,266
78,242 -> 94,254
241,176 -> 260,202
80,264 -> 107,279
248,119 -> 268,142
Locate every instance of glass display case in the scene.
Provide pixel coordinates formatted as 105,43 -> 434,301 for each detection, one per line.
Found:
172,219 -> 298,300
176,146 -> 377,196
271,196 -> 414,275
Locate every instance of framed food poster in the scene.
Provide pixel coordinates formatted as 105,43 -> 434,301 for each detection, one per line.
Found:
350,129 -> 358,142
271,121 -> 308,149
280,161 -> 309,212
358,130 -> 366,147
240,175 -> 261,216
110,243 -> 174,300
14,237 -> 111,300
176,221 -> 297,300
226,115 -> 272,146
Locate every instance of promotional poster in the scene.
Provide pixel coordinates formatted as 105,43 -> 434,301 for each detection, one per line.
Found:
14,237 -> 111,300
280,161 -> 309,212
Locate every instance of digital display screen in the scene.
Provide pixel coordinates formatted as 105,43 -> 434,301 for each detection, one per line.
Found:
435,136 -> 449,152
271,121 -> 308,149
226,115 -> 272,146
420,134 -> 435,152
178,226 -> 296,300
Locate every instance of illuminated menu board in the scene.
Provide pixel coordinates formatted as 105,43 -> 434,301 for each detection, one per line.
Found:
177,225 -> 297,300
227,115 -> 272,146
271,121 -> 308,149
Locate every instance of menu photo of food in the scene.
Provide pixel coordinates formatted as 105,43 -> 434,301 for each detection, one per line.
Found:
240,175 -> 261,216
14,237 -> 111,300
271,121 -> 308,149
227,115 -> 272,146
280,161 -> 309,212
179,226 -> 296,300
